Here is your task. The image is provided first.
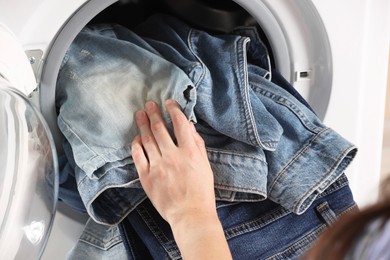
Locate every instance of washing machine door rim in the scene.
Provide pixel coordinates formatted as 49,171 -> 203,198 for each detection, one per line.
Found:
0,24 -> 59,260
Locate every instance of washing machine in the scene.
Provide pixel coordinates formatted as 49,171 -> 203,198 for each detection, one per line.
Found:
1,0 -> 389,259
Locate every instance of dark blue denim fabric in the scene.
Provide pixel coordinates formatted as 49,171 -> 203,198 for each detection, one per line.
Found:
124,174 -> 356,260
68,175 -> 356,259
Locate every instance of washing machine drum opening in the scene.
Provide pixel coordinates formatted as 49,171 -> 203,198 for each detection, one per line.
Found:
50,0 -> 332,218
41,0 -> 332,148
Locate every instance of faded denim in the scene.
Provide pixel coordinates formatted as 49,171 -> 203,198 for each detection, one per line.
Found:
56,24 -> 197,224
56,14 -> 357,225
66,218 -> 129,260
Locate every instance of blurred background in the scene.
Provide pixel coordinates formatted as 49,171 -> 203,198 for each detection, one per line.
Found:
381,53 -> 390,182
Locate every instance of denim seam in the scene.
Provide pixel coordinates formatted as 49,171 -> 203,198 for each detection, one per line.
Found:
61,117 -> 134,172
79,234 -> 123,251
232,26 -> 272,77
341,204 -> 359,215
187,29 -> 207,89
137,206 -> 170,243
265,224 -> 327,260
77,170 -> 88,185
294,146 -> 356,213
250,82 -> 321,133
266,204 -> 358,259
118,223 -> 137,259
268,127 -> 328,193
249,28 -> 272,78
237,36 -> 264,148
224,206 -> 290,240
76,159 -> 133,186
316,176 -> 348,198
206,147 -> 268,164
223,177 -> 354,241
58,115 -> 102,172
336,202 -> 357,219
214,183 -> 266,195
86,189 -> 147,225
237,37 -> 278,150
136,205 -> 181,259
78,239 -> 123,251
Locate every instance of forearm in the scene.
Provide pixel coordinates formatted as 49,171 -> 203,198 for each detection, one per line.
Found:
171,213 -> 232,260
133,100 -> 232,259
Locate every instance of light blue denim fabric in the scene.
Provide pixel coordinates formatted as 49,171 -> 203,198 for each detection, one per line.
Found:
134,14 -> 357,214
66,218 -> 130,260
56,24 -> 197,224
57,14 -> 357,225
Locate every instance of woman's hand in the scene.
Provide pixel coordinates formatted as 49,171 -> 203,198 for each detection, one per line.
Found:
132,99 -> 232,260
131,99 -> 216,226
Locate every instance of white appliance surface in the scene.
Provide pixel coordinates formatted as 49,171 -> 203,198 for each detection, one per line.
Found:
0,0 -> 389,258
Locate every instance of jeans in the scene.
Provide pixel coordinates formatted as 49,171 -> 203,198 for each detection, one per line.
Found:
56,14 -> 357,225
67,174 -> 356,259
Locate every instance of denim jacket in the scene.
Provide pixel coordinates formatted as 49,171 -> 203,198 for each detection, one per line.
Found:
56,24 -> 197,224
56,14 -> 357,225
134,14 -> 357,214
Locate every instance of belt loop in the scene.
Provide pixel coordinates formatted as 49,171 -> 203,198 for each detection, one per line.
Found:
316,201 -> 337,226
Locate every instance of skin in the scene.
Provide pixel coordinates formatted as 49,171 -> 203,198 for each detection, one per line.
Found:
131,99 -> 232,260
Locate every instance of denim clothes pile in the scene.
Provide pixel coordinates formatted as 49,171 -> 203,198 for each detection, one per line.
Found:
56,14 -> 358,259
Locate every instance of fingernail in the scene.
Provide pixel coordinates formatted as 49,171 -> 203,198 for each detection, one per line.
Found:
145,101 -> 154,111
165,99 -> 176,106
135,110 -> 145,121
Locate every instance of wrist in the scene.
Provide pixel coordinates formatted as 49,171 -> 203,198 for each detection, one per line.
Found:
169,210 -> 232,260
169,208 -> 218,225
169,210 -> 221,236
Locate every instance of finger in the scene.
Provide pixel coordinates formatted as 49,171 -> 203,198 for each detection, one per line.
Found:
190,122 -> 208,157
131,135 -> 149,176
132,136 -> 152,193
165,99 -> 195,148
135,110 -> 161,160
144,101 -> 175,152
190,122 -> 205,148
